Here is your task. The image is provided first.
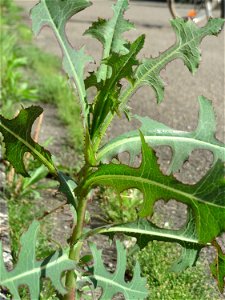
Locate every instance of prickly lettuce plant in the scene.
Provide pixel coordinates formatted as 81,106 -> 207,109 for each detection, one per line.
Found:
0,0 -> 224,299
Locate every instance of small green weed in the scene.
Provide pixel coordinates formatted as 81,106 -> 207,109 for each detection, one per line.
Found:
7,189 -> 55,262
0,30 -> 37,117
6,164 -> 57,201
0,0 -> 21,25
136,241 -> 221,300
100,188 -> 142,223
23,46 -> 60,78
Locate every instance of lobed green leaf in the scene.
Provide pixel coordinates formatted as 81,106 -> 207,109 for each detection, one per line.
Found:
0,106 -> 80,215
0,106 -> 56,176
89,240 -> 148,299
58,171 -> 78,210
0,221 -> 76,299
99,211 -> 201,272
84,0 -> 134,82
98,96 -> 225,173
88,17 -> 224,146
31,0 -> 93,124
120,18 -> 225,104
83,134 -> 225,244
90,35 -> 145,137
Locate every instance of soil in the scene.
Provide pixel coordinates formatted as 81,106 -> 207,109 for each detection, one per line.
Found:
2,0 -> 225,298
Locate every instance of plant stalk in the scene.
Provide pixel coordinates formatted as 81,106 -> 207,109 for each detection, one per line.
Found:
63,195 -> 89,300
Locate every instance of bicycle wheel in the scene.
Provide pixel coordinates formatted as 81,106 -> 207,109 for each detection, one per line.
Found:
167,0 -> 219,23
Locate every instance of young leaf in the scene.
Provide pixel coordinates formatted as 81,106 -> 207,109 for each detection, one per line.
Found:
97,96 -> 225,173
120,18 -> 225,104
31,0 -> 93,124
21,164 -> 49,190
58,171 -> 78,209
210,240 -> 225,292
90,35 -> 145,137
84,0 -> 134,82
83,134 -> 225,244
0,221 -> 76,299
0,106 -> 57,176
89,240 -> 148,300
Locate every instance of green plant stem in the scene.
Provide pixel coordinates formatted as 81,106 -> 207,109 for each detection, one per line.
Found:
64,195 -> 89,300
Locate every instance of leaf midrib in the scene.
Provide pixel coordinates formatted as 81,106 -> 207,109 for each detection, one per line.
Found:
97,134 -> 224,161
43,0 -> 86,116
119,27 -> 203,106
100,226 -> 199,244
0,122 -> 56,175
1,254 -> 68,285
94,274 -> 147,296
88,174 -> 223,209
